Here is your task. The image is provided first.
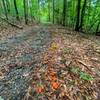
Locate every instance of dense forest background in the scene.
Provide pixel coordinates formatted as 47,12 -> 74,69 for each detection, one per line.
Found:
0,0 -> 100,34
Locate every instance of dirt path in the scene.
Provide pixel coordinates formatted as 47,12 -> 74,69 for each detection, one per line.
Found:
0,26 -> 52,100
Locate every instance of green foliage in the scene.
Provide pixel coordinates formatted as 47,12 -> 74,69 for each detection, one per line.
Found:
71,67 -> 93,81
79,71 -> 93,81
0,0 -> 100,33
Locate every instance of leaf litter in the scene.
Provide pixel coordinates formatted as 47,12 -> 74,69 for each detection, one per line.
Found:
0,25 -> 100,100
28,27 -> 100,100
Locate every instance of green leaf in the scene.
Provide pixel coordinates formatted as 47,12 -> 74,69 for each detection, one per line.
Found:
79,72 -> 93,81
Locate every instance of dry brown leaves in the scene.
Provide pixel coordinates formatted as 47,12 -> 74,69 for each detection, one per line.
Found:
24,27 -> 100,100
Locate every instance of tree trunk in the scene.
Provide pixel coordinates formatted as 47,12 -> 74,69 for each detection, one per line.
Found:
14,0 -> 19,20
52,0 -> 55,23
63,0 -> 67,26
23,0 -> 28,24
6,0 -> 10,13
2,0 -> 8,20
89,13 -> 100,31
29,0 -> 35,20
96,21 -> 100,36
79,0 -> 87,30
38,0 -> 40,22
48,0 -> 51,21
75,0 -> 81,31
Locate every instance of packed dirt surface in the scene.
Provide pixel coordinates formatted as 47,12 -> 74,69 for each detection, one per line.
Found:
0,20 -> 38,40
0,25 -> 52,99
0,25 -> 100,100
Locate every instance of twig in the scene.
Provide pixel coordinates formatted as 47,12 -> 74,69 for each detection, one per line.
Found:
77,59 -> 92,74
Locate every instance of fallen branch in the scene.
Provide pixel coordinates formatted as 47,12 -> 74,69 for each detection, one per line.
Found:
77,59 -> 92,74
0,17 -> 23,29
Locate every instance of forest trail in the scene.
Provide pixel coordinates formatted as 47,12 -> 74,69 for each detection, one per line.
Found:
0,25 -> 52,100
0,25 -> 100,100
0,0 -> 100,99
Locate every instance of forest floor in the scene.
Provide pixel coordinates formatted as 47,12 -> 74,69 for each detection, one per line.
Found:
0,23 -> 100,100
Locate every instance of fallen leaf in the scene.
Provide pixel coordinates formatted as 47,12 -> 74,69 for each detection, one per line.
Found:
36,86 -> 44,93
50,74 -> 57,81
51,82 -> 60,89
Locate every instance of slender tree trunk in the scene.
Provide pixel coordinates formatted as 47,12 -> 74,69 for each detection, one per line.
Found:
79,0 -> 87,30
38,0 -> 40,22
0,1 -> 3,15
30,0 -> 35,20
6,0 -> 10,13
23,0 -> 28,24
30,0 -> 32,20
14,0 -> 19,20
75,0 -> 81,31
89,13 -> 100,31
87,0 -> 91,21
63,0 -> 67,26
89,0 -> 99,31
48,0 -> 51,21
58,0 -> 60,24
52,0 -> 55,23
96,21 -> 100,35
2,0 -> 8,20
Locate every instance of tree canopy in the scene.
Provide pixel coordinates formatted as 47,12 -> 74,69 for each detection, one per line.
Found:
0,0 -> 100,34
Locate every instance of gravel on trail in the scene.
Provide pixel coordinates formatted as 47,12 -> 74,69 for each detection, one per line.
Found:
0,26 -> 52,100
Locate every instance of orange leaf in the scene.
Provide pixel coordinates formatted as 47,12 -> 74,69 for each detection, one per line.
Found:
49,72 -> 57,81
36,86 -> 44,93
50,75 -> 57,81
51,82 -> 60,89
